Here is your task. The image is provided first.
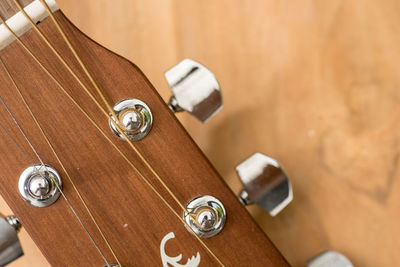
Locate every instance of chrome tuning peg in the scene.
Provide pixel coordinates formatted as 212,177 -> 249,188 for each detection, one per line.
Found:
307,250 -> 353,267
165,58 -> 222,122
0,215 -> 23,266
236,153 -> 293,216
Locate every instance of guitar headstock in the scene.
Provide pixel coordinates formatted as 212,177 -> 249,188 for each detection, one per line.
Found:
0,1 -> 291,266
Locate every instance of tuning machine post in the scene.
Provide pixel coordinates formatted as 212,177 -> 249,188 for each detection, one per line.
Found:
182,195 -> 226,238
165,58 -> 222,123
109,98 -> 153,142
0,215 -> 23,266
18,164 -> 62,208
236,153 -> 293,216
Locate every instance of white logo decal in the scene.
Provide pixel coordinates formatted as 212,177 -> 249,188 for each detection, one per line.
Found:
160,232 -> 201,267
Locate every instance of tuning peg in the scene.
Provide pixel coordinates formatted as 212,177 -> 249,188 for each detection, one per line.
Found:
0,215 -> 23,266
165,58 -> 222,122
236,153 -> 293,216
307,250 -> 353,267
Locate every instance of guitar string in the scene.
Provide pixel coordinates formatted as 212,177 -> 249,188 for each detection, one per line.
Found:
0,115 -> 36,164
0,125 -> 111,267
34,1 -> 225,263
2,4 -> 224,266
0,7 -> 122,265
0,11 -> 195,264
17,0 -> 197,224
32,0 -> 194,222
0,60 -> 111,266
24,0 -> 223,264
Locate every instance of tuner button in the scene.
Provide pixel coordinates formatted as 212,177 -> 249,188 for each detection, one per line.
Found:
0,215 -> 23,266
307,251 -> 353,267
165,58 -> 222,122
236,153 -> 293,216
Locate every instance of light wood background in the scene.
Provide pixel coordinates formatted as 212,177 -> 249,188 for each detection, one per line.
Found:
1,0 -> 400,266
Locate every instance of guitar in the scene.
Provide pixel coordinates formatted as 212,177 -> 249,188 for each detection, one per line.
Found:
0,0 -> 294,266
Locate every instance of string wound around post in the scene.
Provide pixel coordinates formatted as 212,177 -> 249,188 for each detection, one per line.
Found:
109,98 -> 153,141
18,164 -> 62,208
183,195 -> 226,238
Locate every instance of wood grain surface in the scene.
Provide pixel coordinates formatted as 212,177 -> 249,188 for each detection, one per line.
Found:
0,0 -> 31,20
0,2 -> 288,267
1,0 -> 400,266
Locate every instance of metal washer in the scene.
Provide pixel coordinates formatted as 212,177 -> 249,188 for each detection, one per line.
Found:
109,98 -> 153,141
183,195 -> 226,238
18,164 -> 62,208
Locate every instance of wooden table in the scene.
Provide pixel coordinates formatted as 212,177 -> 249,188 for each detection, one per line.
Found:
1,0 -> 399,266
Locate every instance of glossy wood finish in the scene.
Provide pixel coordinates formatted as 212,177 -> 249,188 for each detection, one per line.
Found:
52,1 -> 398,266
0,8 -> 288,267
4,1 -> 400,266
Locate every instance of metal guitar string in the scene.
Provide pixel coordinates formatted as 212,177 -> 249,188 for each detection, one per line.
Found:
37,2 -> 225,264
23,0 -> 195,222
0,117 -> 32,164
0,60 -> 111,266
34,0 -> 202,231
0,11 -> 176,267
2,2 -> 224,266
16,0 -> 197,225
0,8 -> 122,267
12,0 -> 225,265
0,94 -> 43,165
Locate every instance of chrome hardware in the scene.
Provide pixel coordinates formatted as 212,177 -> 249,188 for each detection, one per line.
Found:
307,251 -> 353,267
165,58 -> 222,122
0,215 -> 23,266
18,164 -> 62,208
109,98 -> 153,141
183,195 -> 226,238
236,153 -> 293,216
4,216 -> 21,233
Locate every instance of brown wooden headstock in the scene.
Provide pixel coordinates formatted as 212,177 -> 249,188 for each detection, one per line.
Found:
0,1 -> 288,266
